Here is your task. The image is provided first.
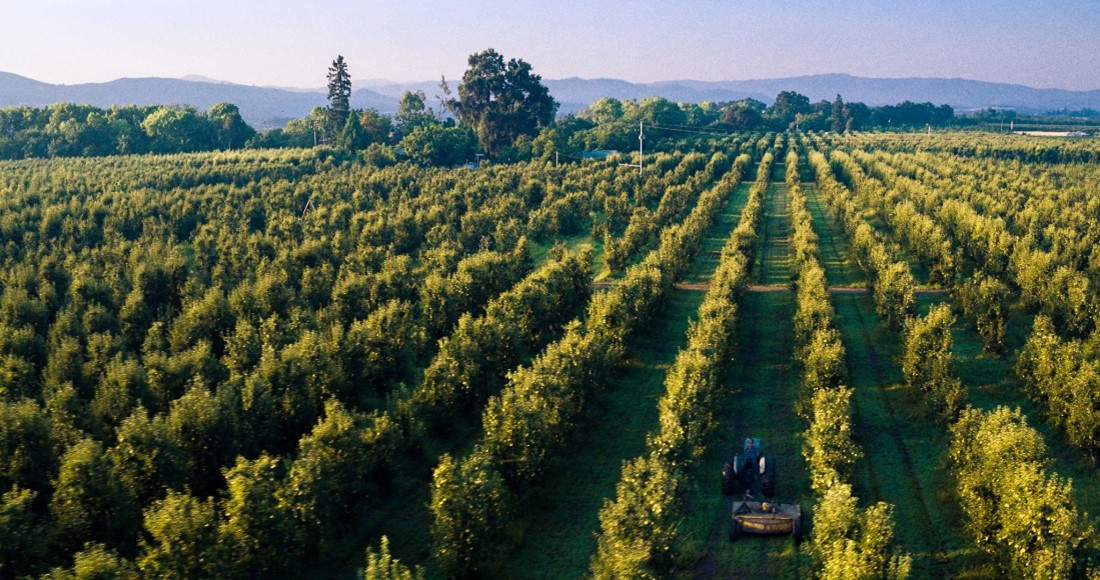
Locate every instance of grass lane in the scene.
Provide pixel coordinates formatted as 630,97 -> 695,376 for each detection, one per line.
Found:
801,184 -> 865,290
681,181 -> 753,285
500,288 -> 703,578
756,164 -> 792,287
688,174 -> 811,579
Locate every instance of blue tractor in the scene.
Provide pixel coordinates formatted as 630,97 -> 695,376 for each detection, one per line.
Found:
721,437 -> 776,498
722,438 -> 799,543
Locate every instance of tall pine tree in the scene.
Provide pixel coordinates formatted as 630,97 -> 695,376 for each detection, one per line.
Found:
831,94 -> 847,133
326,55 -> 352,138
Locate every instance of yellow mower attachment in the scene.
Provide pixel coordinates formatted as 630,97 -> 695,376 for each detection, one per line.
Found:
729,500 -> 802,543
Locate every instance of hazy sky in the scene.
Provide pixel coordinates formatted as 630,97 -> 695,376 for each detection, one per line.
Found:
4,0 -> 1099,90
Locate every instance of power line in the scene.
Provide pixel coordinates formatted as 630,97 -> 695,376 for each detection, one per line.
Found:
646,122 -> 745,137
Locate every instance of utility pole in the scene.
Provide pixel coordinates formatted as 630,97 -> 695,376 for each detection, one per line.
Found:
618,122 -> 646,174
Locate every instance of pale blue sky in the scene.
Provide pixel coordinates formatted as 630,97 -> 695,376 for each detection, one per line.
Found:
4,0 -> 1099,90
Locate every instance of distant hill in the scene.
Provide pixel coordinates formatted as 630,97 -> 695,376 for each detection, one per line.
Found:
368,74 -> 1100,116
651,74 -> 1100,113
3,71 -> 1099,128
0,72 -> 397,128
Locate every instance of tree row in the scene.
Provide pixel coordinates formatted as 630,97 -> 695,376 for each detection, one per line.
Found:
787,147 -> 911,578
590,149 -> 762,577
813,138 -> 1097,576
428,149 -> 753,577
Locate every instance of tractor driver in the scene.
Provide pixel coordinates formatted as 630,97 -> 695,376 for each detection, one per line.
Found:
742,438 -> 763,498
743,438 -> 760,463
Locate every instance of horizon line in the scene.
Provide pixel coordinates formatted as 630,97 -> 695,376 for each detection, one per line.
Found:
4,70 -> 1098,94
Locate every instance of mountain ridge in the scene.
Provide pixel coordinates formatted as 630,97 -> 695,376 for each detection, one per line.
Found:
3,71 -> 1098,127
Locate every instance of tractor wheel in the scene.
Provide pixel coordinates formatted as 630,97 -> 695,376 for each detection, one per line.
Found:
761,456 -> 776,497
729,519 -> 742,542
721,468 -> 735,495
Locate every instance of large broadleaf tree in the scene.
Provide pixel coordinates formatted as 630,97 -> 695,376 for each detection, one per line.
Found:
445,49 -> 557,158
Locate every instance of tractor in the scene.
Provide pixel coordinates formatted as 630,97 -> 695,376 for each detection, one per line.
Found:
721,437 -> 775,498
721,437 -> 802,543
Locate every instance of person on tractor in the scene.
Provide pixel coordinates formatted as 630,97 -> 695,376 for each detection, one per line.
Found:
743,438 -> 760,463
741,438 -> 765,499
721,437 -> 775,498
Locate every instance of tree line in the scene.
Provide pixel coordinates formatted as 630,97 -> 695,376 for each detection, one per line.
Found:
0,102 -> 256,160
2,47 -> 967,167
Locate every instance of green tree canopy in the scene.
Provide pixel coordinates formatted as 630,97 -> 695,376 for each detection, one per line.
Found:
209,103 -> 255,149
138,491 -> 223,578
637,96 -> 687,126
395,90 -> 438,138
399,124 -> 477,166
445,48 -> 557,158
831,94 -> 848,133
718,101 -> 763,130
49,438 -> 139,554
141,106 -> 212,153
583,97 -> 624,125
767,90 -> 812,126
337,112 -> 369,151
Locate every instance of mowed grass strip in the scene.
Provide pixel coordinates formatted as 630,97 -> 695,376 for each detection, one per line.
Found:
689,291 -> 808,579
681,180 -> 753,285
802,183 -> 865,289
686,176 -> 810,579
804,182 -> 987,578
499,169 -> 753,578
755,164 -> 793,287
